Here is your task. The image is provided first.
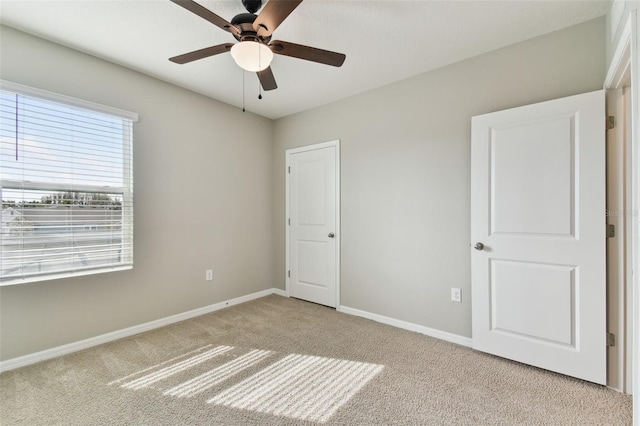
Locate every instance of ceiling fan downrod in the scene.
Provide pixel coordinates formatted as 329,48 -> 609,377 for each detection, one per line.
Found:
242,0 -> 262,14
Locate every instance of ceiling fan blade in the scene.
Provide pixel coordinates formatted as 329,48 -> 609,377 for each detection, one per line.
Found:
270,40 -> 345,67
257,67 -> 278,91
170,0 -> 239,36
253,0 -> 303,38
169,43 -> 234,64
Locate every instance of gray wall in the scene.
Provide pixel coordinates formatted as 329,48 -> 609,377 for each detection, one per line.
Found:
0,26 -> 274,361
272,18 -> 606,338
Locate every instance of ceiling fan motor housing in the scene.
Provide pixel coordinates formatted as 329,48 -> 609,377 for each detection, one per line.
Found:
231,12 -> 271,43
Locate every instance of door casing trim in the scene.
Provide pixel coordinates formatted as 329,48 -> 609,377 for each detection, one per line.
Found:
604,11 -> 637,397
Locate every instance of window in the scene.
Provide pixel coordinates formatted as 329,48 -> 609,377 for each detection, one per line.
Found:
0,81 -> 137,285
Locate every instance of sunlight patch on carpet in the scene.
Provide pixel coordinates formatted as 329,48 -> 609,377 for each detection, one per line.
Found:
164,349 -> 273,398
207,354 -> 384,423
108,344 -> 215,386
118,345 -> 233,390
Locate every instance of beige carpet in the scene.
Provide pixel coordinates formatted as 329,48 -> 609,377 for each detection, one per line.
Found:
0,295 -> 632,425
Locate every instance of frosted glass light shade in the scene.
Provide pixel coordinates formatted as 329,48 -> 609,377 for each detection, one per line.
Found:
230,41 -> 273,72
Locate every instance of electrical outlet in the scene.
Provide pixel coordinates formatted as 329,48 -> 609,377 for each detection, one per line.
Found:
205,269 -> 213,281
451,288 -> 462,303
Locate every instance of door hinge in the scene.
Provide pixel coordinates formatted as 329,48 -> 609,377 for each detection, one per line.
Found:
288,218 -> 290,226
607,332 -> 616,347
287,270 -> 290,278
288,166 -> 291,174
606,116 -> 615,130
607,224 -> 615,238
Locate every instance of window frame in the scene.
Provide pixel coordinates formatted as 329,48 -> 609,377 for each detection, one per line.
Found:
0,80 -> 138,286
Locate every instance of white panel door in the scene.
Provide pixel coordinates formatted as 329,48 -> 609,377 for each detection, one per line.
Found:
471,90 -> 606,384
288,143 -> 338,307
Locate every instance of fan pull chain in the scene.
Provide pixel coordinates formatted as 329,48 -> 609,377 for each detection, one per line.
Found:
258,45 -> 263,100
242,70 -> 246,112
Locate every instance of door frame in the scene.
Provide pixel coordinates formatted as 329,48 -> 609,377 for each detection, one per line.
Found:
603,10 -> 637,401
285,140 -> 341,307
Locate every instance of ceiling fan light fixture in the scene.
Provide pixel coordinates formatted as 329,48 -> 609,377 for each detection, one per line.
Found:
230,41 -> 273,72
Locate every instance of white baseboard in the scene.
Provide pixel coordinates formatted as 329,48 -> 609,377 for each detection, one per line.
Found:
338,305 -> 473,348
0,288 -> 281,373
0,290 -> 471,373
272,288 -> 287,297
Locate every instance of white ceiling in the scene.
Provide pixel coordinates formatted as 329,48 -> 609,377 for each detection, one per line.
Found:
0,0 -> 611,119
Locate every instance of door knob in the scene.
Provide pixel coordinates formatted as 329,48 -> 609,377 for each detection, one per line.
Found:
474,242 -> 484,251
328,232 -> 335,238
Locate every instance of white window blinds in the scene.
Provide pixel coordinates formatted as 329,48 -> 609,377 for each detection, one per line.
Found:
0,81 -> 137,285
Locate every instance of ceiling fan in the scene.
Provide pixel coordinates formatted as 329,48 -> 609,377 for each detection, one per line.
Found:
169,0 -> 346,91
